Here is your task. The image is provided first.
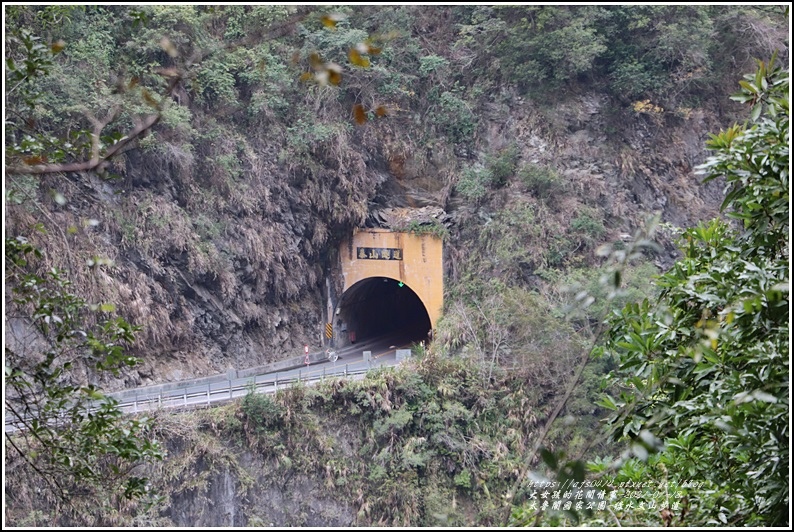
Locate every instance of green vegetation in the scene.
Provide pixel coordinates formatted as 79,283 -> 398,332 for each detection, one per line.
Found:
5,356 -> 593,526
569,210 -> 606,250
455,165 -> 491,201
5,236 -> 163,523
4,3 -> 789,527
486,144 -> 520,187
597,58 -> 789,527
518,164 -> 563,200
509,57 -> 789,527
5,7 -> 170,520
463,5 -> 788,107
402,220 -> 449,241
431,89 -> 478,145
455,146 -> 521,199
241,385 -> 285,433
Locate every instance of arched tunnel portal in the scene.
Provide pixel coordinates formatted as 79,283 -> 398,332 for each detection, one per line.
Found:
334,277 -> 432,346
330,229 -> 443,348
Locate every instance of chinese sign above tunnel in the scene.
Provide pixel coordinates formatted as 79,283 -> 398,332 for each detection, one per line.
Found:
341,229 -> 443,329
357,247 -> 403,260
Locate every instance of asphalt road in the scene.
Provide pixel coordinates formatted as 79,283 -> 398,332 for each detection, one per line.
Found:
112,333 -> 414,413
5,334 -> 416,432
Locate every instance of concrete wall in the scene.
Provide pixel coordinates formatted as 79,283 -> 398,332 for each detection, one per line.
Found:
339,229 -> 443,329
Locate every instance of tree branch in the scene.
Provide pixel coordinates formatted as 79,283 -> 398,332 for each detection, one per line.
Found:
5,74 -> 181,177
5,432 -> 69,501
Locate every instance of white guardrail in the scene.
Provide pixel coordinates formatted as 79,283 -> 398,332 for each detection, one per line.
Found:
5,363 -> 379,433
116,366 -> 373,413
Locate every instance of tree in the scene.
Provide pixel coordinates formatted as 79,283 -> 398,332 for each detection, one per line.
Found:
4,15 -> 172,517
5,236 -> 164,522
3,6 -> 173,522
599,56 -> 788,526
4,6 -> 385,522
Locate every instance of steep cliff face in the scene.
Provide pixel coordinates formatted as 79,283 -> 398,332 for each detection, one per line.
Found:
5,97 -> 726,391
5,7 -> 789,527
165,454 -> 356,527
4,363 -> 549,527
5,6 -> 787,391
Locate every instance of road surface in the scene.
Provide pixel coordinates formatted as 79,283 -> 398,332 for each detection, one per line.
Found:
5,334 -> 416,431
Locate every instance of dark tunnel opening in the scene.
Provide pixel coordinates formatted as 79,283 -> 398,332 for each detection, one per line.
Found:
334,277 -> 432,347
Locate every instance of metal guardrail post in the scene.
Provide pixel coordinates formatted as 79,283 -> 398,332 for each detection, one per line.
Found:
22,346 -> 407,426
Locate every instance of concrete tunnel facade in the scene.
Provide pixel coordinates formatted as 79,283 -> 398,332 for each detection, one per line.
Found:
331,229 -> 443,347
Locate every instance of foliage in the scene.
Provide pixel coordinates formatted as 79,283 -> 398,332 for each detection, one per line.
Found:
4,5 -> 789,526
496,6 -> 607,90
5,236 -> 163,515
290,358 -> 543,525
5,8 -> 183,177
431,89 -> 477,145
460,199 -> 609,275
456,5 -> 787,107
476,202 -> 539,272
439,282 -> 587,393
5,28 -> 59,111
517,163 -> 563,200
559,260 -> 660,329
4,7 -> 179,520
418,54 -> 448,76
240,385 -> 284,432
485,144 -> 519,187
455,165 -> 491,201
610,59 -> 668,100
598,59 -> 789,526
196,57 -> 238,105
402,220 -> 449,241
569,210 -> 606,250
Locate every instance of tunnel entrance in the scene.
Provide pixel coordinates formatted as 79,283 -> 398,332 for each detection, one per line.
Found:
334,277 -> 432,347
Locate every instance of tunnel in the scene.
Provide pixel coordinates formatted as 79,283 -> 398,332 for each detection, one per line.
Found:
333,277 -> 432,347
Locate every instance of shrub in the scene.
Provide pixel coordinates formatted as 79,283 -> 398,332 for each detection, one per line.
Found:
197,58 -> 238,104
403,220 -> 449,240
599,58 -> 789,527
418,54 -> 449,76
571,213 -> 606,239
456,166 -> 491,201
241,386 -> 284,432
518,164 -> 563,199
610,59 -> 667,100
454,469 -> 472,490
486,144 -> 520,186
433,90 -> 477,145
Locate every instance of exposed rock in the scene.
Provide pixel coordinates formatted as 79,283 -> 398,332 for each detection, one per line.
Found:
367,206 -> 452,231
